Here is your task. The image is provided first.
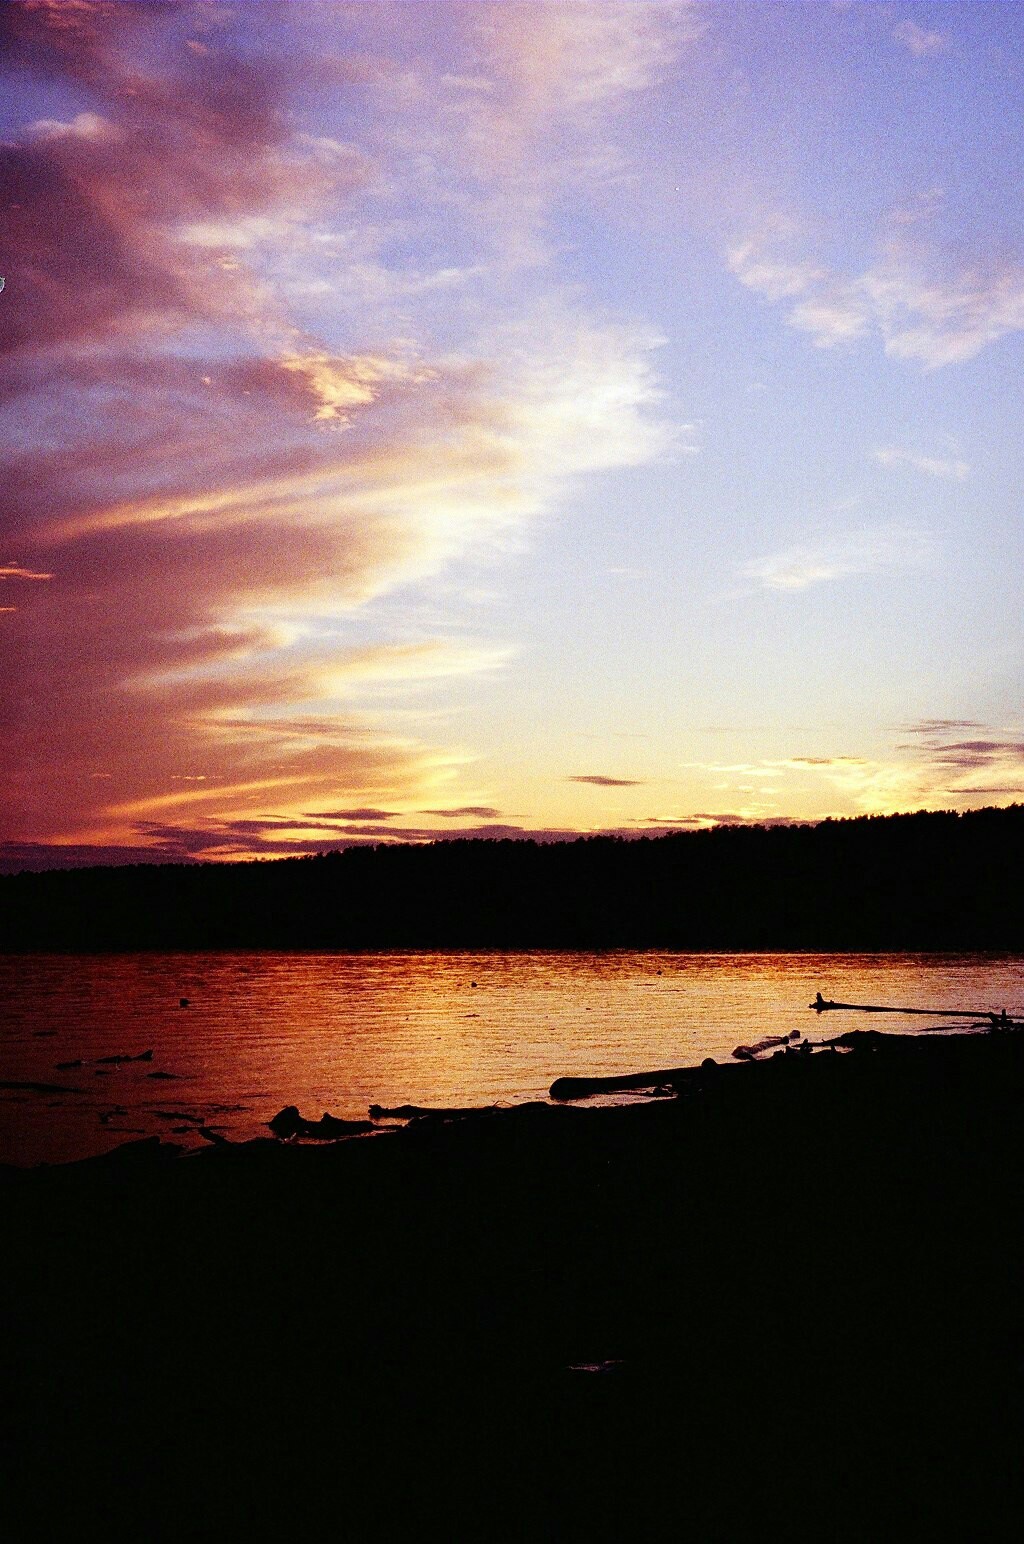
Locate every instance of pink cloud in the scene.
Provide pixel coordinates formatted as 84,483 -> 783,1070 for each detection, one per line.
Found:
0,4 -> 430,847
0,2 -> 674,858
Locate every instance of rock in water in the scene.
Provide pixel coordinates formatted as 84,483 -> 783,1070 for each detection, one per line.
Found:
268,1105 -> 303,1139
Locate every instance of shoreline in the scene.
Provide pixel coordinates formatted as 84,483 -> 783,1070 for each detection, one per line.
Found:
5,1028 -> 1024,1538
4,948 -> 1022,1170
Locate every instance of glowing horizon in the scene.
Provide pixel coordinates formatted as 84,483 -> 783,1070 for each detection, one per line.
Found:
2,0 -> 1023,869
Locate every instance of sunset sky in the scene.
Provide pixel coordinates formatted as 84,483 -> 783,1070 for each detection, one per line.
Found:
2,0 -> 1024,868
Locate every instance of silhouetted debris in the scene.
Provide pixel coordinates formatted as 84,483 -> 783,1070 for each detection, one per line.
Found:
550,1064 -> 702,1100
567,1359 -> 627,1376
86,1135 -> 182,1164
368,1102 -> 500,1121
268,1105 -> 373,1141
0,1078 -> 83,1095
179,997 -> 190,1007
146,1070 -> 179,1080
198,1126 -> 230,1145
811,990 -> 1019,1024
552,1018 -> 991,1097
733,1033 -> 795,1061
826,1028 -> 907,1051
56,1050 -> 154,1072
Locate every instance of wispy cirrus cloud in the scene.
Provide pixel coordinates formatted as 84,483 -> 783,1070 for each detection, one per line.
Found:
568,774 -> 647,787
742,526 -> 930,592
730,224 -> 1024,369
892,20 -> 947,59
478,1 -> 691,123
726,242 -> 826,304
895,721 -> 1024,798
634,812 -> 806,829
661,717 -> 1024,827
698,729 -> 1024,821
421,806 -> 504,819
0,564 -> 53,580
902,718 -> 985,736
0,561 -> 52,610
872,447 -> 969,481
305,808 -> 400,823
929,740 -> 1024,769
456,0 -> 695,228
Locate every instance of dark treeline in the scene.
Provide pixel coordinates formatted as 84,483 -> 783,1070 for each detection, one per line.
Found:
2,804 -> 1023,952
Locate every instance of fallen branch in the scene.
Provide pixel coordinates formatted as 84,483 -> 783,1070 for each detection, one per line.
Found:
810,992 -> 1020,1026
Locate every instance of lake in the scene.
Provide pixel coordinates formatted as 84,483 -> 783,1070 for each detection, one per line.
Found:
2,950 -> 1022,1165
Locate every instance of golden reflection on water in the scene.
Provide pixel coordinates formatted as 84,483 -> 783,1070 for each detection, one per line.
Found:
1,950 -> 1022,1164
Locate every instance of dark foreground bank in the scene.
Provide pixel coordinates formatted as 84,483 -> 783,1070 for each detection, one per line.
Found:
4,1031 -> 1023,1541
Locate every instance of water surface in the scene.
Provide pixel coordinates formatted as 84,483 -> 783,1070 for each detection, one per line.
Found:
2,950 -> 1021,1165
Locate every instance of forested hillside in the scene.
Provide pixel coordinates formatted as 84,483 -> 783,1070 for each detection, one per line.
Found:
2,806 -> 1022,951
